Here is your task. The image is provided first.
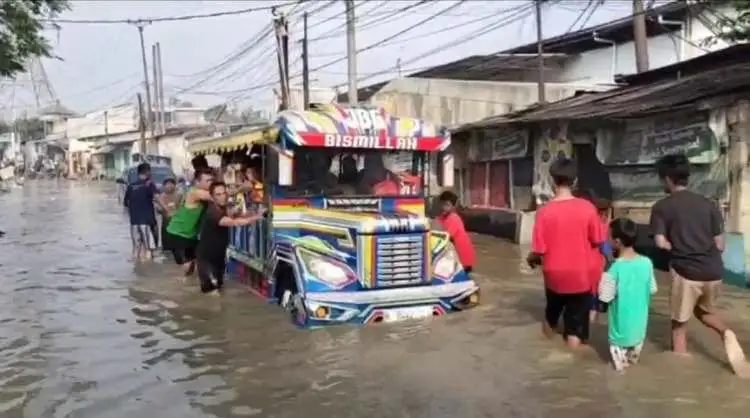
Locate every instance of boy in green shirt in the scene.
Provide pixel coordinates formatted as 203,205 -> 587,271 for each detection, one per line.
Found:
598,218 -> 658,373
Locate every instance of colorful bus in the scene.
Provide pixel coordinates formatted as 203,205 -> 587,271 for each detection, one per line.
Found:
190,104 -> 480,328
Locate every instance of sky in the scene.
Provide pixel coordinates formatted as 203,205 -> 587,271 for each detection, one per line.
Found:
1,0 -> 651,119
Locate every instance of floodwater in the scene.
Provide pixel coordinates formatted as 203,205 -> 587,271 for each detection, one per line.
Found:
2,181 -> 750,418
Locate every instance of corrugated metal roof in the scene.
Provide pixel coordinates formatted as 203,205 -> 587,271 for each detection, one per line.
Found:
456,60 -> 750,131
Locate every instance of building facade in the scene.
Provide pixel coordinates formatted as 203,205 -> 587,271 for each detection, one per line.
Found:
455,44 -> 750,264
438,1 -> 740,221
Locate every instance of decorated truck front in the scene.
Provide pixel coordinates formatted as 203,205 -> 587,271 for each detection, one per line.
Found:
227,104 -> 479,327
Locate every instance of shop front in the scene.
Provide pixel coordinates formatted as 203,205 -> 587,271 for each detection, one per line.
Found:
458,127 -> 533,240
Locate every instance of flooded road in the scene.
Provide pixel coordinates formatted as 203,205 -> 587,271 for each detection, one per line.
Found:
2,181 -> 750,418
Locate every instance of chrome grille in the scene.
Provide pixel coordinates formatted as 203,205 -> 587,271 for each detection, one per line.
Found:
375,234 -> 425,287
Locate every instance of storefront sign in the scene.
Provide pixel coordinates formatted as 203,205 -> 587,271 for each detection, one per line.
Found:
469,129 -> 528,162
610,164 -> 726,202
596,113 -> 720,165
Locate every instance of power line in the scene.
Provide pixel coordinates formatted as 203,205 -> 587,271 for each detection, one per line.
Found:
42,1 -> 302,25
356,1 -> 430,31
339,3 -> 535,87
309,1 -> 429,43
174,25 -> 276,94
310,0 -> 467,74
170,1 -> 333,94
565,0 -> 594,33
576,0 -> 600,31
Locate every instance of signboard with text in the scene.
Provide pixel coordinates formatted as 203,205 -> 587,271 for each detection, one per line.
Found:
596,113 -> 721,166
278,105 -> 449,152
468,129 -> 529,162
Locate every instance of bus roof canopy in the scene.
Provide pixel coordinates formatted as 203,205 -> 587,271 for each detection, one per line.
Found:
189,126 -> 276,155
275,104 -> 450,152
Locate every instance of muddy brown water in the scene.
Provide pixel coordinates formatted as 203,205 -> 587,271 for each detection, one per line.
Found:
2,181 -> 750,418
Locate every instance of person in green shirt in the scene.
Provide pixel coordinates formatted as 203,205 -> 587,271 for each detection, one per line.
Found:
598,218 -> 658,373
166,167 -> 215,277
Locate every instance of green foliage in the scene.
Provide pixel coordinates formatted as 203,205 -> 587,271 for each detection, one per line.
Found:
0,118 -> 44,141
0,0 -> 70,77
701,0 -> 750,43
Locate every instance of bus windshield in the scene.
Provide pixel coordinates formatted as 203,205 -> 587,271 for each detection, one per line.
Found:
284,148 -> 426,197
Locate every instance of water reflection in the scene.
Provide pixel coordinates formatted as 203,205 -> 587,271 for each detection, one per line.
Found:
0,181 -> 749,417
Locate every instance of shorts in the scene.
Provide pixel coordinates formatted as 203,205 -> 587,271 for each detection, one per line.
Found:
160,217 -> 172,251
130,224 -> 156,251
168,233 -> 198,266
610,343 -> 643,372
197,256 -> 226,293
544,288 -> 591,341
670,269 -> 721,323
590,295 -> 609,313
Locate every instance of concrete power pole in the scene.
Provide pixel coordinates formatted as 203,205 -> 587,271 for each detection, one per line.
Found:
151,44 -> 160,136
345,0 -> 358,105
302,12 -> 311,110
136,23 -> 154,137
535,0 -> 546,104
273,9 -> 290,111
633,0 -> 650,73
137,93 -> 146,157
156,42 -> 166,135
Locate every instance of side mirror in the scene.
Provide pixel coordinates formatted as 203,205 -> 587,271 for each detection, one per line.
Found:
439,152 -> 454,188
115,178 -> 125,184
278,149 -> 293,186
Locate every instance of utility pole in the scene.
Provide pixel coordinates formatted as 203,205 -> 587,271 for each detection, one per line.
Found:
156,42 -> 165,135
633,0 -> 650,73
345,0 -> 358,105
137,93 -> 146,157
136,23 -> 154,137
151,44 -> 160,136
273,9 -> 290,111
535,0 -> 546,103
302,12 -> 311,110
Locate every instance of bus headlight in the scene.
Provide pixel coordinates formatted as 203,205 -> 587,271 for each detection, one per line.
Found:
433,249 -> 461,280
299,250 -> 356,288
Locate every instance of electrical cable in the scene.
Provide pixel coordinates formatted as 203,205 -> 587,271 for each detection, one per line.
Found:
42,1 -> 302,25
576,0 -> 600,31
339,3 -> 535,86
356,1 -> 431,31
309,1 -> 429,43
174,25 -> 275,94
309,0 -> 467,74
173,0 -> 329,95
305,1 -> 383,41
564,0 -> 594,34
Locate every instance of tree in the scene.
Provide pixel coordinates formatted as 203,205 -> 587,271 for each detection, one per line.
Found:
701,0 -> 749,43
0,0 -> 70,78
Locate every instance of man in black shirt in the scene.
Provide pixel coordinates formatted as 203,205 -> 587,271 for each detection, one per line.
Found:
650,154 -> 747,376
197,182 -> 264,295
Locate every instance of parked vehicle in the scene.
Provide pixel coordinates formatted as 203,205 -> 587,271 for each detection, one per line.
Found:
116,164 -> 180,204
190,104 -> 479,328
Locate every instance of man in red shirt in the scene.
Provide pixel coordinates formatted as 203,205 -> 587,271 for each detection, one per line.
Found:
528,158 -> 607,348
437,190 -> 476,273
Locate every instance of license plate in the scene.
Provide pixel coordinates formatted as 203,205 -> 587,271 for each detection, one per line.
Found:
382,306 -> 433,323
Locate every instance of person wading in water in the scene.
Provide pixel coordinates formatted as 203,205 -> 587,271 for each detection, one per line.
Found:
165,167 -> 214,278
197,181 -> 265,295
157,178 -> 182,253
